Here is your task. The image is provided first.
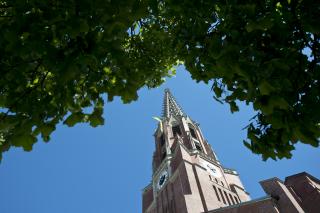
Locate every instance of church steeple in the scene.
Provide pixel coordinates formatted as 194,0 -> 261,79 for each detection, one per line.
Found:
162,89 -> 185,118
142,89 -> 250,213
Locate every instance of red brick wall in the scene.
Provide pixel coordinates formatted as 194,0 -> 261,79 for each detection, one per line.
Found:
142,186 -> 154,213
285,173 -> 320,213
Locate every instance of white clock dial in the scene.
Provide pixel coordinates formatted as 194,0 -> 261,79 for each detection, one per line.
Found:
157,170 -> 168,190
201,161 -> 222,178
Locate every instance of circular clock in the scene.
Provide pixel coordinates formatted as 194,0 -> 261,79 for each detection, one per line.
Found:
157,170 -> 168,190
201,161 -> 222,178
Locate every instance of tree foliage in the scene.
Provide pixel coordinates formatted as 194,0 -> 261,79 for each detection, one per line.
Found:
0,0 -> 319,161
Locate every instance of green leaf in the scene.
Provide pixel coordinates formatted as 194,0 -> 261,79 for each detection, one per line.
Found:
258,80 -> 275,95
79,20 -> 89,33
293,128 -> 319,147
63,112 -> 86,127
213,96 -> 223,104
103,67 -> 112,75
11,134 -> 36,151
268,116 -> 285,129
243,140 -> 251,150
89,108 -> 104,127
245,17 -> 273,32
36,124 -> 56,142
229,101 -> 239,113
213,85 -> 223,98
270,96 -> 289,110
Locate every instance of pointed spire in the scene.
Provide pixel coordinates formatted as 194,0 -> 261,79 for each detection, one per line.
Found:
162,89 -> 185,118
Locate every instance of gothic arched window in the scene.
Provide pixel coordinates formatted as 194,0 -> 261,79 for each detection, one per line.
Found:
172,125 -> 181,137
194,140 -> 202,152
188,124 -> 198,139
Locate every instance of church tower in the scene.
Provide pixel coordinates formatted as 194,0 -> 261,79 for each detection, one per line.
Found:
142,89 -> 250,213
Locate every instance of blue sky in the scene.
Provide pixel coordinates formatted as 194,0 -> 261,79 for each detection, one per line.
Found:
0,66 -> 319,213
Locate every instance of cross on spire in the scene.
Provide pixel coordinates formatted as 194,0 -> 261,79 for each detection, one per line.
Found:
162,89 -> 185,118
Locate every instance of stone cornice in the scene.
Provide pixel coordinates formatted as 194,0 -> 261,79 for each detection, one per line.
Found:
205,196 -> 273,213
223,167 -> 238,175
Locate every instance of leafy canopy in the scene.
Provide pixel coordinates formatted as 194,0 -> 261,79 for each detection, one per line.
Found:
0,0 -> 319,161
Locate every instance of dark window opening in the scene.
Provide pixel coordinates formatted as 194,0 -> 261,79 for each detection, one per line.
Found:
221,181 -> 224,186
161,152 -> 167,161
195,142 -> 202,151
234,196 -> 239,204
160,134 -> 165,147
189,127 -> 197,139
218,188 -> 226,204
213,185 -> 220,201
224,191 -> 231,205
172,126 -> 181,137
229,194 -> 235,205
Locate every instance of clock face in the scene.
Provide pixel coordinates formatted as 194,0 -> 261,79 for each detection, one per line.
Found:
201,161 -> 222,178
157,170 -> 168,190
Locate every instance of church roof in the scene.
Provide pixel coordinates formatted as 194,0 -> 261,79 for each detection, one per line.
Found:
162,89 -> 185,118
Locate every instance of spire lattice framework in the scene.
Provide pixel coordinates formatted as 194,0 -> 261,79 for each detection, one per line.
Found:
162,89 -> 185,118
